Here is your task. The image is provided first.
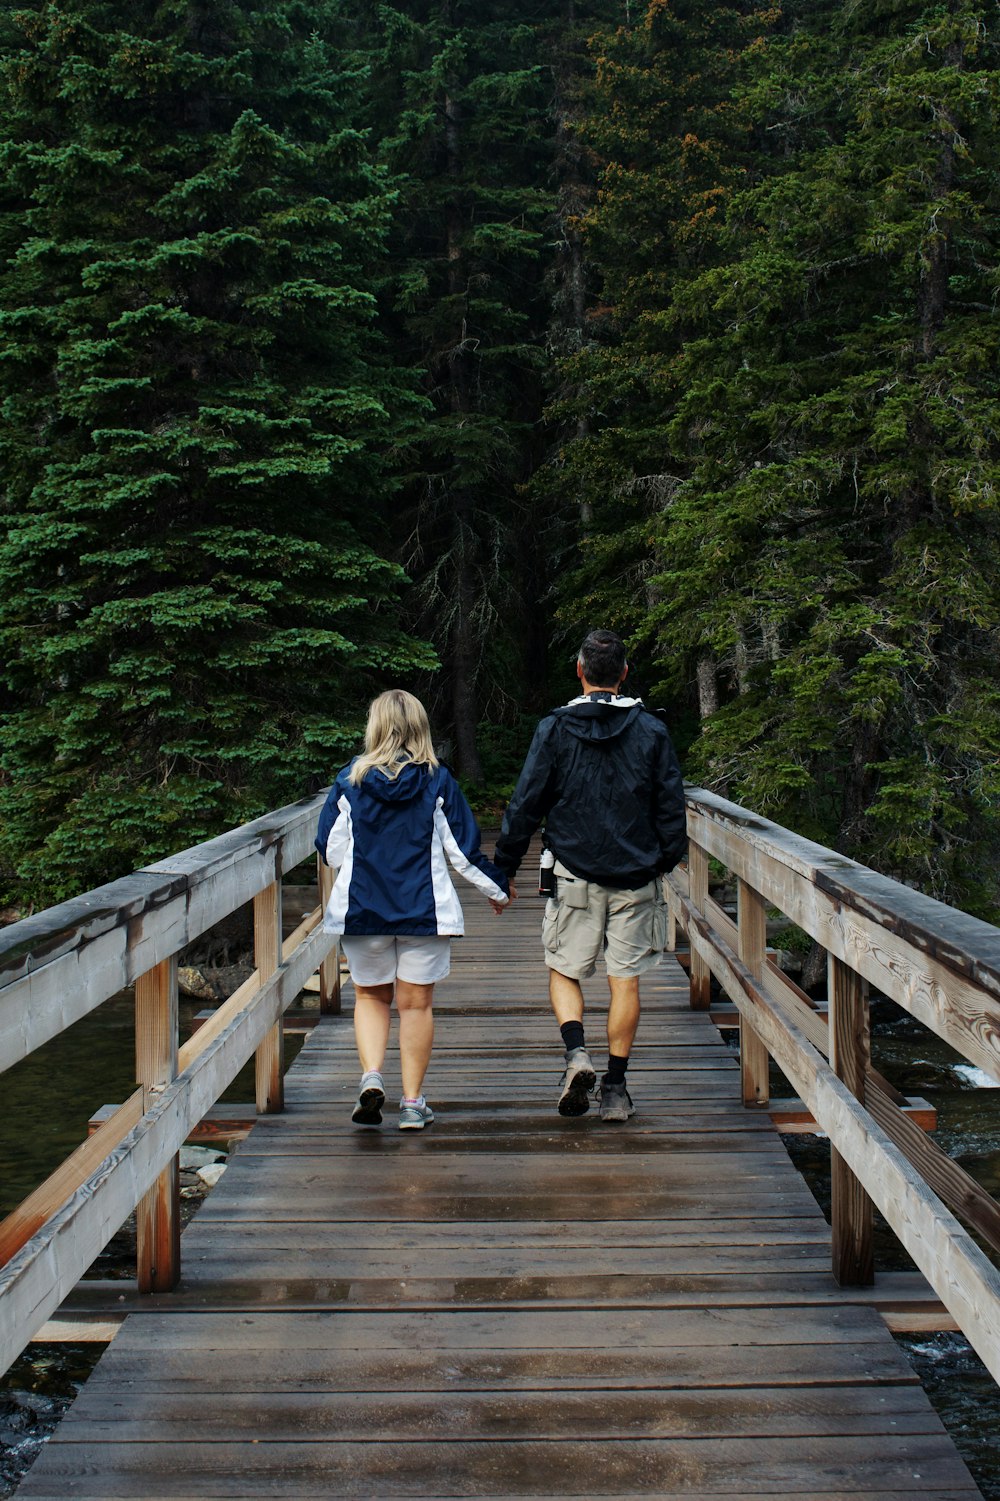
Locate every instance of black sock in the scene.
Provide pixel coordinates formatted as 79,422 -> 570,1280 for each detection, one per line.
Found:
560,1020 -> 586,1054
606,1053 -> 629,1084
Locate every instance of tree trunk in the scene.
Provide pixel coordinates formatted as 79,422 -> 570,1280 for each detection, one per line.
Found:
697,653 -> 719,720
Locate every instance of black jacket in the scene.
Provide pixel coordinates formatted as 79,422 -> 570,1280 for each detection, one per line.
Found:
494,694 -> 687,887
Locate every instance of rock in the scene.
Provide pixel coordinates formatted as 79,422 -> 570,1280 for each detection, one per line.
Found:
197,1163 -> 227,1188
177,966 -> 218,1002
180,1146 -> 226,1170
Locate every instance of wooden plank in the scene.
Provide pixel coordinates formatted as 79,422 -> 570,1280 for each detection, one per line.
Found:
828,954 -> 874,1288
0,793 -> 330,1072
0,1090 -> 145,1268
686,792 -> 1000,1082
254,880 -> 283,1114
14,1434 -> 981,1497
317,855 -> 340,1014
135,956 -> 180,1293
737,878 -> 769,1107
769,1096 -> 937,1134
687,844 -> 711,1010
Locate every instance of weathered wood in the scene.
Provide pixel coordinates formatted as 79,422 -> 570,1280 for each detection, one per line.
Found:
678,888 -> 1000,1385
317,855 -> 340,1014
0,1091 -> 144,1268
0,920 -> 330,1377
737,878 -> 770,1107
135,957 -> 180,1293
828,955 -> 874,1287
769,1096 -> 937,1134
687,844 -> 712,1010
0,793 -> 329,1072
254,881 -> 283,1114
686,792 -> 1000,1082
90,1104 -> 255,1146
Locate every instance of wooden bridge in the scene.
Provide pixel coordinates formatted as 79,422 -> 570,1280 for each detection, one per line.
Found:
2,790 -> 999,1497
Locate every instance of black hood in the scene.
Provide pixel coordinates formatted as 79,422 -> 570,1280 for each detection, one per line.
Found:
552,697 -> 646,744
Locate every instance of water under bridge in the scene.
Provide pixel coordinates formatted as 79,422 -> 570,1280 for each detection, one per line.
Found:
1,790 -> 999,1497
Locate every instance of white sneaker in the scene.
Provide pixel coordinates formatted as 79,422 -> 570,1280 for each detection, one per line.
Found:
351,1070 -> 385,1125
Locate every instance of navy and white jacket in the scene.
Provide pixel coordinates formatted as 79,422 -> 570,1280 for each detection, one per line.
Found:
315,759 -> 510,937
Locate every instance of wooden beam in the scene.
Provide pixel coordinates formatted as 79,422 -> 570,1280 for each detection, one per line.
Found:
737,878 -> 769,1107
828,955 -> 874,1287
0,1091 -> 144,1268
677,889 -> 1000,1386
687,846 -> 711,1010
685,794 -> 1000,1083
135,957 -> 180,1293
769,1096 -> 937,1133
90,1103 -> 255,1145
317,856 -> 341,1015
0,793 -> 330,1074
254,881 -> 283,1115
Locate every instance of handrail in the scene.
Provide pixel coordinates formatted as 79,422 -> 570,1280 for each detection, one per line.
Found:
667,786 -> 1000,1387
0,793 -> 340,1378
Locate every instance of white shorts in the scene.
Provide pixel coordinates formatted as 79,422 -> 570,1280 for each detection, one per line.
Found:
340,934 -> 451,987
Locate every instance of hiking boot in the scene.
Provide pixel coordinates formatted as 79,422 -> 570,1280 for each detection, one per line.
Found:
599,1074 -> 635,1122
399,1097 -> 435,1131
558,1047 -> 596,1116
351,1070 -> 385,1125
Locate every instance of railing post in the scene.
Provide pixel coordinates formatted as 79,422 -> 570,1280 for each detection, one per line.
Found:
829,954 -> 875,1286
737,878 -> 770,1107
687,843 -> 711,1010
317,854 -> 341,1015
254,879 -> 284,1113
135,955 -> 180,1292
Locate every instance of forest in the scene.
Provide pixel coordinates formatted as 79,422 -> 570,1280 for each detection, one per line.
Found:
1,0 -> 999,918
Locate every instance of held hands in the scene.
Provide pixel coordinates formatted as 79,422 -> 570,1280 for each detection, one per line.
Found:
489,880 -> 518,916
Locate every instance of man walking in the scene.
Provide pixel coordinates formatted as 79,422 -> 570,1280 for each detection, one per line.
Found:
494,629 -> 687,1120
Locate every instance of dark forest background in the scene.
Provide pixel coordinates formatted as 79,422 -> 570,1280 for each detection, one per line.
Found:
2,0 -> 999,917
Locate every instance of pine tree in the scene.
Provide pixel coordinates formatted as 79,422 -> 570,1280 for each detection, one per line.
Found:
342,0 -> 577,780
0,0 -> 434,904
573,0 -> 1000,912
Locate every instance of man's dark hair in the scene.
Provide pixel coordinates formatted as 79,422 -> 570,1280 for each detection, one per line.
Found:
578,628 -> 627,688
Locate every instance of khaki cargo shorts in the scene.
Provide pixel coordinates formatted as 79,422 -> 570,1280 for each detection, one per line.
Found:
542,860 -> 668,980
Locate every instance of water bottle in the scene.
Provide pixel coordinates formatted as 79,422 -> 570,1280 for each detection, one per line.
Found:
538,846 -> 555,897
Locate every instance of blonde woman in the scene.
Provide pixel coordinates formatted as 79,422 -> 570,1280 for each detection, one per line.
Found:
315,690 -> 512,1129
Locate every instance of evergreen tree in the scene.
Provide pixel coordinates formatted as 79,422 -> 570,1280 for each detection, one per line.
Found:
560,0 -> 1000,912
342,0 -> 557,781
0,0 -> 433,905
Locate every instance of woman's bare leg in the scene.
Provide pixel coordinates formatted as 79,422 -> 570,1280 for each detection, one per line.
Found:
353,983 -> 393,1074
395,980 -> 435,1099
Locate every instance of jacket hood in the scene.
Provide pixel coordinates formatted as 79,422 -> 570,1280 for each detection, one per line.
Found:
553,695 -> 645,743
349,759 -> 430,803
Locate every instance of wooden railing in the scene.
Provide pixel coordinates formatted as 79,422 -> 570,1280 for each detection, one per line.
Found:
666,787 -> 1000,1386
0,793 -> 339,1377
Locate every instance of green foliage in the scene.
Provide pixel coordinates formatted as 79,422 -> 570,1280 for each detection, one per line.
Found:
0,0 -> 434,906
546,0 -> 1000,918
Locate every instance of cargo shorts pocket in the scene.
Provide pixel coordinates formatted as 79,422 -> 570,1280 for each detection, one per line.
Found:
651,885 -> 668,952
542,897 -> 559,954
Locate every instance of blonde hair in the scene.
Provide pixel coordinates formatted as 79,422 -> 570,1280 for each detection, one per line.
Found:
348,690 -> 439,786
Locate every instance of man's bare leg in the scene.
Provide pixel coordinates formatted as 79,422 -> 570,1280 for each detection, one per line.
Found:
607,975 -> 640,1056
549,968 -> 584,1025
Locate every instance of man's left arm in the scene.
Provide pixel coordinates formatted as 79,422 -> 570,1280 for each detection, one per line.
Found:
652,729 -> 688,873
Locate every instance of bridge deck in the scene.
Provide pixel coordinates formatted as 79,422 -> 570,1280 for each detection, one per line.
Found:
18,882 -> 981,1497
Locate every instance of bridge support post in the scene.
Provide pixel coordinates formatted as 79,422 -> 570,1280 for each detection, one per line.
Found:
687,844 -> 711,1010
317,855 -> 341,1015
829,954 -> 875,1285
254,880 -> 284,1114
135,955 -> 180,1292
737,879 -> 770,1107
